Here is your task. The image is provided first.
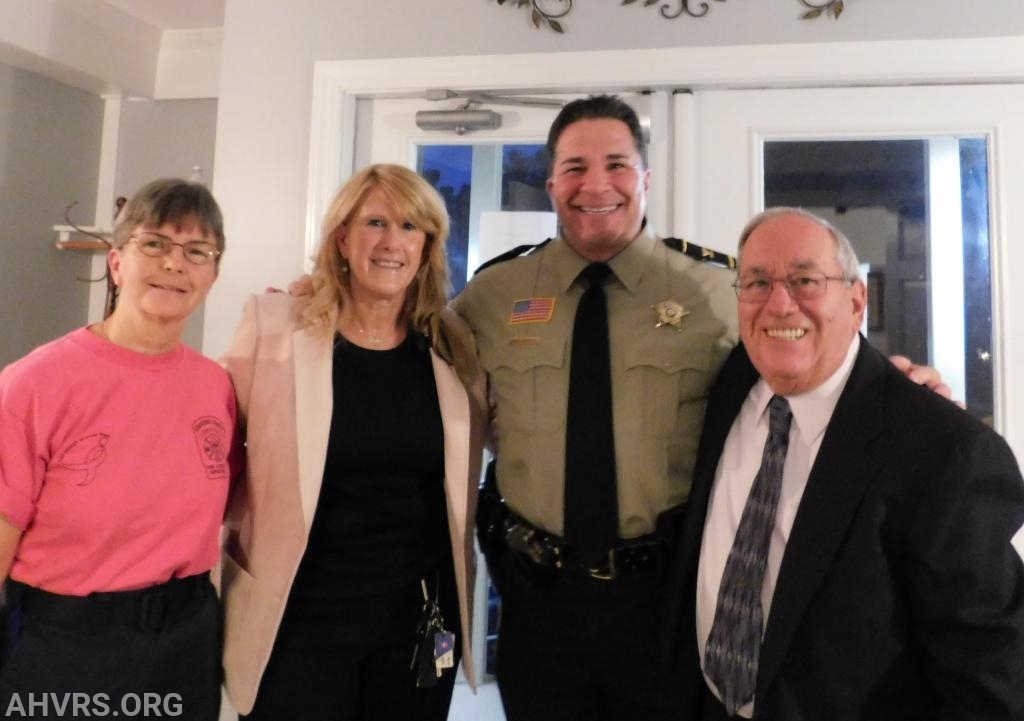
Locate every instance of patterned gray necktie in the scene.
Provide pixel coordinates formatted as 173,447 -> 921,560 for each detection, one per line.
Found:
704,394 -> 793,716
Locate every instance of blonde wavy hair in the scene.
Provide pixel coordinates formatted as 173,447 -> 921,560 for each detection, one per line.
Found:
297,164 -> 475,376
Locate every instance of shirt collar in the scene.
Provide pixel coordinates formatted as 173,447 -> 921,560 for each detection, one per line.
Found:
550,220 -> 657,294
750,334 -> 861,444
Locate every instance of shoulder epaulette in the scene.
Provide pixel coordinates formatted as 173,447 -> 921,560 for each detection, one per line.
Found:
663,237 -> 736,269
472,238 -> 552,276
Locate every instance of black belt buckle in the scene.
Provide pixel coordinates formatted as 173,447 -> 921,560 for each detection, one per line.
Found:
585,541 -> 660,580
585,549 -> 617,581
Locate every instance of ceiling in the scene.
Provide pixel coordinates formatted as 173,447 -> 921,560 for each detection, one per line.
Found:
100,0 -> 225,30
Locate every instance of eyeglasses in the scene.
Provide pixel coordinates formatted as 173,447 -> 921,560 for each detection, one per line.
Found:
732,273 -> 852,303
128,233 -> 221,266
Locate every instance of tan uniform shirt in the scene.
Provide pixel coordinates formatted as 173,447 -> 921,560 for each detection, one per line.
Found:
454,227 -> 738,539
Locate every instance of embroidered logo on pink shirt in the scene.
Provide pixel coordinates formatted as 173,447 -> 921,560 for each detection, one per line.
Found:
192,416 -> 229,480
58,433 -> 111,486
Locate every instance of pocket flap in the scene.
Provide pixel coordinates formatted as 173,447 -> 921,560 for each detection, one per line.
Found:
624,337 -> 710,375
485,338 -> 567,373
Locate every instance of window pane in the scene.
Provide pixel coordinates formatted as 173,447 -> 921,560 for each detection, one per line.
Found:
764,138 -> 993,424
418,145 -> 472,295
501,144 -> 551,211
418,143 -> 552,296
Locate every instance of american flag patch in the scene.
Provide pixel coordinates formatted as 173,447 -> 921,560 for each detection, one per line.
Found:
508,297 -> 555,324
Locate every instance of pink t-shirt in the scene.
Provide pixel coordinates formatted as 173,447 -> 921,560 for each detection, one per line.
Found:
0,328 -> 241,595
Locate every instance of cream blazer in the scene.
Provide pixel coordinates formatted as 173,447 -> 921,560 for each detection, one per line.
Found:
219,294 -> 484,715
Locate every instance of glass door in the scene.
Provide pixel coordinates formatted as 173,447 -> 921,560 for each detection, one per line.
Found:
689,85 -> 1024,452
763,137 -> 993,423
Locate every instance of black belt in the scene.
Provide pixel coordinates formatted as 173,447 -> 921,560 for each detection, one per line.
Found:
504,512 -> 660,581
12,573 -> 210,632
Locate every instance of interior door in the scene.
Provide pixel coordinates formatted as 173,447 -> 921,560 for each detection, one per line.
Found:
689,85 -> 1024,456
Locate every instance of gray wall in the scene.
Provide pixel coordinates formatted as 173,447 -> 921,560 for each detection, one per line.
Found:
116,98 -> 217,199
0,61 -> 102,369
115,98 -> 218,350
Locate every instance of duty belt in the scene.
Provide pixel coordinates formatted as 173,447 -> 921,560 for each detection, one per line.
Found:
504,512 -> 660,581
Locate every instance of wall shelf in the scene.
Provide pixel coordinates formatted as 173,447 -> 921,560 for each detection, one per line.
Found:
53,225 -> 112,251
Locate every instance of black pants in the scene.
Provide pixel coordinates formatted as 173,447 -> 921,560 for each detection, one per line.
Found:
245,575 -> 460,721
492,552 -> 683,721
0,578 -> 220,720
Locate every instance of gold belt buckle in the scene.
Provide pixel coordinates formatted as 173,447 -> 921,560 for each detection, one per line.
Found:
586,549 -> 617,581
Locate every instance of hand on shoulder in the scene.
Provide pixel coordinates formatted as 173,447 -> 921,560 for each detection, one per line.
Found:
888,354 -> 963,407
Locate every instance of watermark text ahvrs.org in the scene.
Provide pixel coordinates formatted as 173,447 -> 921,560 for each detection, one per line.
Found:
6,693 -> 182,717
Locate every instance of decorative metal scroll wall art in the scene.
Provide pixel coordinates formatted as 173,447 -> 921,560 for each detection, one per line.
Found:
497,0 -> 845,33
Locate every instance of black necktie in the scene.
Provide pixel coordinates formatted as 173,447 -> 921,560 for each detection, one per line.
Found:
704,395 -> 793,715
564,263 -> 618,567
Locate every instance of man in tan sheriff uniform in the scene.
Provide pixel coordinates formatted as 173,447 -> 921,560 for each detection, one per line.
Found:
453,95 -> 737,721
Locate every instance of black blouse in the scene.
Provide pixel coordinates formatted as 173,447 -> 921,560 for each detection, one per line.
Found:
287,332 -> 447,609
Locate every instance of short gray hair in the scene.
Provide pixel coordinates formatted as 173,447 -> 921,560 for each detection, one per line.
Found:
113,178 -> 225,255
737,207 -> 861,280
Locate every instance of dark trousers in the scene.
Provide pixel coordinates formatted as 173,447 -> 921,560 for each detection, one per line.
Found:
492,553 -> 683,721
0,578 -> 220,720
244,576 -> 460,721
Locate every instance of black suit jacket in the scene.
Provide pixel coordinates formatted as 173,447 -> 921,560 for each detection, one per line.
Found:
665,338 -> 1024,720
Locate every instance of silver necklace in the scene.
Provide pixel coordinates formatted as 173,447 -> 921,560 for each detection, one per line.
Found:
349,318 -> 389,345
357,326 -> 387,344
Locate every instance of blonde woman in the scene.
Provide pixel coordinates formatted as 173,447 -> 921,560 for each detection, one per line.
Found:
221,164 -> 484,720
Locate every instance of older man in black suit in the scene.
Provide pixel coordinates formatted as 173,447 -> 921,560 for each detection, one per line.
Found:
666,207 -> 1024,720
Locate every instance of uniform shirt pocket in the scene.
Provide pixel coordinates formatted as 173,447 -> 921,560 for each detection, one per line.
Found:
481,338 -> 568,432
623,337 -> 712,437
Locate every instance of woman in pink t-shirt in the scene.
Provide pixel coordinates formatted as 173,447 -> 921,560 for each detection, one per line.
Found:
0,179 -> 240,720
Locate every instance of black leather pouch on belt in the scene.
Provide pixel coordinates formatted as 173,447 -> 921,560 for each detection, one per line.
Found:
476,459 -> 508,562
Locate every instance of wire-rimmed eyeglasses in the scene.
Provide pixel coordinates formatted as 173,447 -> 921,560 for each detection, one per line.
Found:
732,273 -> 853,303
128,233 -> 221,266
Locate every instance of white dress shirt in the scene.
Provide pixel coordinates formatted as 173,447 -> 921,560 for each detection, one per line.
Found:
696,335 -> 860,717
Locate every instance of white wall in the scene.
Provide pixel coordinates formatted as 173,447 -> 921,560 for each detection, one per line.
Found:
155,29 -> 222,100
0,60 -> 103,368
0,0 -> 160,96
0,2 -> 221,100
203,0 -> 1024,355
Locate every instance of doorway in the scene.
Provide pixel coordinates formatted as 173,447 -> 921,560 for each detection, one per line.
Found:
690,84 -> 1024,441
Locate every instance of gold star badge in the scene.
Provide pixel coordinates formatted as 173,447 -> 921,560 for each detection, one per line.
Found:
652,300 -> 689,331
